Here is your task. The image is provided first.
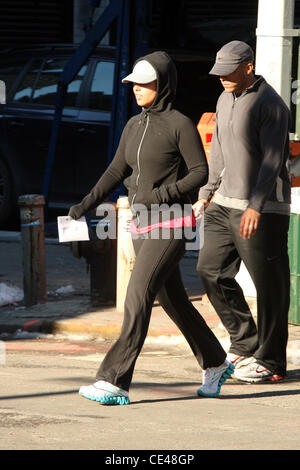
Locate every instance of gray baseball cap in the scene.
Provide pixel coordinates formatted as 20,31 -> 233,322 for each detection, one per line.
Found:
209,40 -> 254,76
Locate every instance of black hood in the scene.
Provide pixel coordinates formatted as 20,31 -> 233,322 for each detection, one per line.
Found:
134,51 -> 177,112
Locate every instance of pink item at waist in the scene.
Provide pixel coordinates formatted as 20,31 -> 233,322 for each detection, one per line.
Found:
130,213 -> 196,234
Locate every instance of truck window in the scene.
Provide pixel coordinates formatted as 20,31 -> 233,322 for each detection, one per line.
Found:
88,60 -> 114,111
12,59 -> 42,103
0,60 -> 27,98
31,58 -> 87,107
12,57 -> 87,107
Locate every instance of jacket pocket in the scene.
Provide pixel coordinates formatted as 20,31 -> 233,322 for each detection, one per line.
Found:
134,181 -> 155,207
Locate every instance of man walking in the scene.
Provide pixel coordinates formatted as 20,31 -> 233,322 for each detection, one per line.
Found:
194,40 -> 291,382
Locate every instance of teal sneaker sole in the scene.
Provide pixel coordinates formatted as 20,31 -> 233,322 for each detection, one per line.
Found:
197,363 -> 235,398
79,390 -> 130,405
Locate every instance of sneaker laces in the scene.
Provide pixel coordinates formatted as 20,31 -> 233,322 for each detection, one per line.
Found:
93,381 -> 129,397
202,362 -> 228,385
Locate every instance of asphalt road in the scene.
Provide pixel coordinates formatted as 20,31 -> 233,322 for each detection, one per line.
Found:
1,335 -> 300,452
1,235 -> 300,453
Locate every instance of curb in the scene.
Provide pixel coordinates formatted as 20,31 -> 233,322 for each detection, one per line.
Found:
0,316 -> 194,342
2,316 -> 299,367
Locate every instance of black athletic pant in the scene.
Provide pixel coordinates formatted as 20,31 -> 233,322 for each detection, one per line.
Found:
197,203 -> 290,376
96,228 -> 226,391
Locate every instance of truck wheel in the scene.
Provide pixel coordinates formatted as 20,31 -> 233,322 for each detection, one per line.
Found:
0,158 -> 13,226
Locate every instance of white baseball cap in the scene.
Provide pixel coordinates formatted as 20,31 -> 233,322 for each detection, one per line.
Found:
122,60 -> 157,84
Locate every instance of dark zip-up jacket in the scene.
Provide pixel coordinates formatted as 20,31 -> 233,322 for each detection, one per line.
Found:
68,51 -> 208,224
199,76 -> 291,214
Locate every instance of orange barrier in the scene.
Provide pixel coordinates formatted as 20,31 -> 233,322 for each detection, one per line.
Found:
197,112 -> 216,160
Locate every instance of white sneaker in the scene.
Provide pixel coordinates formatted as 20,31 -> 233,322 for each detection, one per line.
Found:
79,380 -> 130,405
226,353 -> 254,369
234,361 -> 285,383
197,360 -> 235,397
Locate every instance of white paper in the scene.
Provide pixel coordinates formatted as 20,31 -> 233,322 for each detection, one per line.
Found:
57,216 -> 89,242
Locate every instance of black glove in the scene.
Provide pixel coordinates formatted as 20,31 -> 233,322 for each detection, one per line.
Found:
68,204 -> 83,220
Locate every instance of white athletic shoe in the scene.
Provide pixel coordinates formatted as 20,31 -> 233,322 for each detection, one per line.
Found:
197,360 -> 235,397
234,361 -> 285,383
226,353 -> 254,369
79,380 -> 130,405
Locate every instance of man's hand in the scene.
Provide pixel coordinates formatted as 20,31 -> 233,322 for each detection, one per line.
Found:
239,208 -> 261,239
192,199 -> 209,219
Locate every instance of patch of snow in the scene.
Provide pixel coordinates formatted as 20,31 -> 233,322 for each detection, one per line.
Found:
0,283 -> 24,307
48,285 -> 76,296
55,285 -> 75,295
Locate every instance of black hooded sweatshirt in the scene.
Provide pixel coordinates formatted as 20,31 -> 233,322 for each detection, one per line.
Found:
68,51 -> 208,226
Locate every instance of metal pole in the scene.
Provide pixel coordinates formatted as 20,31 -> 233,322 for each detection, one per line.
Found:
18,195 -> 46,307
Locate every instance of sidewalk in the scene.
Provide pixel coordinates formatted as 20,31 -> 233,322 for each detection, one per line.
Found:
1,231 -> 300,365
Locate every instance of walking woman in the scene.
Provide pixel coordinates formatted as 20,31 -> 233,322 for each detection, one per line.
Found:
68,51 -> 234,405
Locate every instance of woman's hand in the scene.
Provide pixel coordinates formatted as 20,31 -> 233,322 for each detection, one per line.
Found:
68,204 -> 82,220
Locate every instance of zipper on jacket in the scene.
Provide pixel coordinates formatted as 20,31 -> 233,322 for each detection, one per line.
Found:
229,94 -> 236,127
131,112 -> 150,215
